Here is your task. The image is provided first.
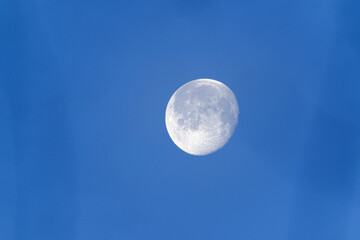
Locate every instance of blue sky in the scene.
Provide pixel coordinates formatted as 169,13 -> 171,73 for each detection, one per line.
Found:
1,0 -> 360,239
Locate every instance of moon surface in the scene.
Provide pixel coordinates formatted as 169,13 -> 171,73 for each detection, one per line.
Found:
165,78 -> 239,155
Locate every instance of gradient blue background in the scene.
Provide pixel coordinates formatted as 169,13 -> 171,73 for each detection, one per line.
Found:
1,0 -> 360,239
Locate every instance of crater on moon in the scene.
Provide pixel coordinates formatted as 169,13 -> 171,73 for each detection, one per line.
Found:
165,78 -> 239,156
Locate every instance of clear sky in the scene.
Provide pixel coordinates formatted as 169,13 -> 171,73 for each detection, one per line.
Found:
1,0 -> 360,239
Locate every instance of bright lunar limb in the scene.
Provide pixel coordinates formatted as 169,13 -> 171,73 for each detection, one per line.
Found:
165,78 -> 239,156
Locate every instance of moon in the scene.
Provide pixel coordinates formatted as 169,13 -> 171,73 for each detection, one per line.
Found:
165,78 -> 239,156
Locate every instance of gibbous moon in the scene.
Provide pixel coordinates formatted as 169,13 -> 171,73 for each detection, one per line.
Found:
165,78 -> 239,155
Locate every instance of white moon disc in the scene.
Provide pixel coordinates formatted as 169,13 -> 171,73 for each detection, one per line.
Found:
165,78 -> 239,156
